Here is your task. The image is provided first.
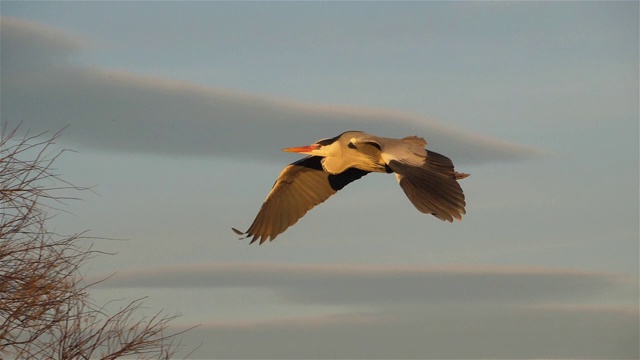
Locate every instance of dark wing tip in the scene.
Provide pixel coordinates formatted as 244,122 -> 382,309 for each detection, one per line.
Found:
233,226 -> 277,244
232,227 -> 261,244
249,235 -> 270,245
235,230 -> 268,245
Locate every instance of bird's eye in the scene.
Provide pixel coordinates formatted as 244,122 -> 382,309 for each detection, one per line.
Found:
347,142 -> 357,149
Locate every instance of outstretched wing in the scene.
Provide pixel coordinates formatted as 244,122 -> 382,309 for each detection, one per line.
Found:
233,156 -> 369,244
386,150 -> 468,222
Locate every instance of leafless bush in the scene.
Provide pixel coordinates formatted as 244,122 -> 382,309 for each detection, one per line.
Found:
0,126 -> 191,359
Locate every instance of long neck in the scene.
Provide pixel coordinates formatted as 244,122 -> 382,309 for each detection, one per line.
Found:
320,141 -> 386,174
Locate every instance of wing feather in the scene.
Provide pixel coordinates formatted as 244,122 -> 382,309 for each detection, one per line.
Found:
235,156 -> 369,244
388,150 -> 467,222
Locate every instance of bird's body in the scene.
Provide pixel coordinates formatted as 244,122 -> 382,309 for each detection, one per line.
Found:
233,131 -> 469,244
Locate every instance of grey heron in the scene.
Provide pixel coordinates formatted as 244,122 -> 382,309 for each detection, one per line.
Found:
233,131 -> 469,244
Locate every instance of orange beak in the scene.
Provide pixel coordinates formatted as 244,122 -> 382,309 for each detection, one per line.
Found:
282,144 -> 320,153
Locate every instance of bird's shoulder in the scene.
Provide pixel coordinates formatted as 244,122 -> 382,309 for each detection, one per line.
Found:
369,136 -> 427,166
275,156 -> 325,182
400,135 -> 427,147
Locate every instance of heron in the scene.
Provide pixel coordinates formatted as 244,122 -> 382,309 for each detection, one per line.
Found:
233,131 -> 469,244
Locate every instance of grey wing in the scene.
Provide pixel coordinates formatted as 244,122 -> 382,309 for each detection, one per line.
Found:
387,150 -> 467,222
234,156 -> 369,244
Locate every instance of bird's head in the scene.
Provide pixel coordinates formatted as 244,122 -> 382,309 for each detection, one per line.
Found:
282,132 -> 363,157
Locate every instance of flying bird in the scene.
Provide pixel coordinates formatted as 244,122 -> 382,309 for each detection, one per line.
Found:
233,131 -> 469,244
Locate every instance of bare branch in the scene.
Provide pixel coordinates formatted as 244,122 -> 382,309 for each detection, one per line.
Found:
0,125 -> 192,359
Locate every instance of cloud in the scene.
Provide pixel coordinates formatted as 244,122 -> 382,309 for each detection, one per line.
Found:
93,263 -> 634,359
0,17 -> 89,72
170,304 -> 638,359
89,263 -> 631,306
189,312 -> 383,331
1,17 -> 543,164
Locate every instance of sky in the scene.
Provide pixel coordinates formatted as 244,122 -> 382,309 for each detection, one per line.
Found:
1,2 -> 638,359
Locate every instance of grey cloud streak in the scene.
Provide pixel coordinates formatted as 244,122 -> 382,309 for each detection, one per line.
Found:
172,304 -> 638,359
93,263 -> 637,359
2,17 -> 542,163
119,262 -> 634,359
90,263 -> 630,306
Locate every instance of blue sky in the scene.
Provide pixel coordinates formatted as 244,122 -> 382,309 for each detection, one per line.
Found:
1,2 -> 638,359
